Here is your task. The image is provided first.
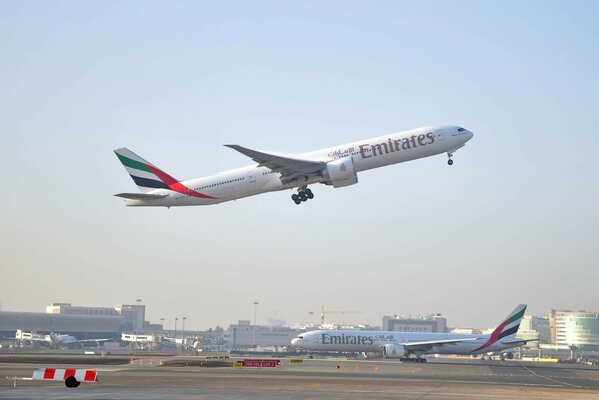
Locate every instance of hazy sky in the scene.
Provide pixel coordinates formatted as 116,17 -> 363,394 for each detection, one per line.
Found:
1,1 -> 598,331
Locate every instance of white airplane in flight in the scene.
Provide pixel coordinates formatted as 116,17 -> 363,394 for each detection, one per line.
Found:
114,125 -> 473,206
291,305 -> 531,362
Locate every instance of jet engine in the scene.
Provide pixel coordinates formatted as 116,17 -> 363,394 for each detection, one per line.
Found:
382,344 -> 407,359
323,158 -> 358,188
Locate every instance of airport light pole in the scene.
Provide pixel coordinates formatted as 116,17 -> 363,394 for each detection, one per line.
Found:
182,316 -> 187,351
135,299 -> 142,336
175,317 -> 178,338
160,318 -> 164,332
20,314 -> 24,348
252,301 -> 259,347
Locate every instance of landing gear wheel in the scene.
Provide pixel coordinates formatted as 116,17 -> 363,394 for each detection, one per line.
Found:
448,159 -> 454,165
305,189 -> 314,199
294,198 -> 301,205
299,192 -> 308,202
291,194 -> 299,201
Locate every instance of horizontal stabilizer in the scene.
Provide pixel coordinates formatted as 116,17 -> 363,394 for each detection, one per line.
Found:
501,338 -> 538,345
114,193 -> 169,200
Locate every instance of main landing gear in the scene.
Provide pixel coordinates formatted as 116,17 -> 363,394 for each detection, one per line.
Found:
400,356 -> 427,363
291,187 -> 314,205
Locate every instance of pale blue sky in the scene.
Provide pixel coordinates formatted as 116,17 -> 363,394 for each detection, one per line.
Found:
1,1 -> 597,330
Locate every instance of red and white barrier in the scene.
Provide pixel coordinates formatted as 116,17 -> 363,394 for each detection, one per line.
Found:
32,368 -> 98,387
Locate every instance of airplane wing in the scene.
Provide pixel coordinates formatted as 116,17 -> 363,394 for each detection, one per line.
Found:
401,338 -> 481,351
224,145 -> 326,183
19,336 -> 49,342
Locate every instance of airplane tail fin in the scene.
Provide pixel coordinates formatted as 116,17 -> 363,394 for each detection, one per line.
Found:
474,304 -> 527,352
493,304 -> 527,339
114,148 -> 174,193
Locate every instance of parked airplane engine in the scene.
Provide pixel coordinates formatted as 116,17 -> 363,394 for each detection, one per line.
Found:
502,352 -> 514,360
382,344 -> 407,359
323,158 -> 358,188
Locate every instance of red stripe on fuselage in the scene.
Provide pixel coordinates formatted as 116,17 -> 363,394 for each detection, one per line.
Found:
144,164 -> 217,199
473,319 -> 511,352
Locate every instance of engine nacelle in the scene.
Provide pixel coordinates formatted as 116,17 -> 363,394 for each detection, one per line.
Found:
382,344 -> 407,359
503,352 -> 514,360
323,158 -> 358,188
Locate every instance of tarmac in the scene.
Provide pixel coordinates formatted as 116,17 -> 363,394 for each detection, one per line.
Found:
1,354 -> 599,399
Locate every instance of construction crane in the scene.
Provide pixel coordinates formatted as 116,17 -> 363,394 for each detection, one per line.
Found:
308,306 -> 362,326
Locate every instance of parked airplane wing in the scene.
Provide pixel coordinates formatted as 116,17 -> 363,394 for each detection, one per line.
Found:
402,338 -> 481,351
224,145 -> 325,182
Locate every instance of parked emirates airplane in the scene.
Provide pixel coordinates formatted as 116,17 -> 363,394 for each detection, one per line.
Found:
114,125 -> 473,206
291,305 -> 532,362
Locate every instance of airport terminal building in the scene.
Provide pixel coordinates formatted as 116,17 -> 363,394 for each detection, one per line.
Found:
0,302 -> 158,340
382,313 -> 447,333
549,309 -> 599,351
228,320 -> 304,350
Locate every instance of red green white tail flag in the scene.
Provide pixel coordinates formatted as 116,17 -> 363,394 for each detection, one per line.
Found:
114,148 -> 216,199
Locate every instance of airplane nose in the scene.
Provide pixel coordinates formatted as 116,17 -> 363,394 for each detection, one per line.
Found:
291,338 -> 299,346
466,130 -> 474,141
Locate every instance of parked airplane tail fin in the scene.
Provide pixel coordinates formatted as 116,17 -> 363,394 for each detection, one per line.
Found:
474,304 -> 527,352
114,148 -> 175,193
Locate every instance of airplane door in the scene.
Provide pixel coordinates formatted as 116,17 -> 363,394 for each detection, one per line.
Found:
435,129 -> 446,141
248,171 -> 256,183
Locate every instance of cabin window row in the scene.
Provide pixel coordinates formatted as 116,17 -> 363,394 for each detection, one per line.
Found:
197,177 -> 245,190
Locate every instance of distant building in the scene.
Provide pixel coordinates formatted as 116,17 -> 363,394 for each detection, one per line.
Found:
449,328 -> 483,335
382,313 -> 447,333
549,309 -> 599,351
46,303 -> 119,317
228,320 -> 304,350
0,302 -> 157,340
0,311 -> 122,340
113,304 -> 146,332
47,302 -> 146,332
515,315 -> 550,348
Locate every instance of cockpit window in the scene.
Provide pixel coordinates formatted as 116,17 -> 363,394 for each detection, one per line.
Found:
457,128 -> 465,132
297,336 -> 303,339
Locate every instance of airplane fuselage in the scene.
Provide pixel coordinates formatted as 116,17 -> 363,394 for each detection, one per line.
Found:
292,329 -> 517,356
121,125 -> 473,207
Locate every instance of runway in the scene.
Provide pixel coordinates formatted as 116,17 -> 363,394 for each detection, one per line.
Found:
2,355 -> 599,399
